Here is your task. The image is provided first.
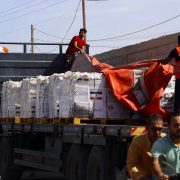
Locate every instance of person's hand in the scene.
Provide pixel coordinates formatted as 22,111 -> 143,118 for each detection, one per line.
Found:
157,173 -> 169,180
79,49 -> 84,53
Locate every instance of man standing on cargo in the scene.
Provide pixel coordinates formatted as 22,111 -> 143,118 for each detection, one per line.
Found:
66,28 -> 87,69
161,35 -> 180,113
127,114 -> 165,180
151,113 -> 180,180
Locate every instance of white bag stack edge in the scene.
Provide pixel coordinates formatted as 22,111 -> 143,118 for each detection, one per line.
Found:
20,78 -> 37,118
36,75 -> 49,118
48,73 -> 64,118
1,81 -> 21,118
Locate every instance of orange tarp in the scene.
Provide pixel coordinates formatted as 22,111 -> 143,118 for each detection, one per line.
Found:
89,56 -> 174,118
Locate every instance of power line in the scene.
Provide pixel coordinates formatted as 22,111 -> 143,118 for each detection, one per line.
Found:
0,25 -> 29,36
61,0 -> 81,43
0,0 -> 50,19
35,38 -> 58,43
33,13 -> 180,44
34,27 -> 158,42
0,0 -> 37,15
34,38 -> 120,49
34,44 -> 61,53
35,28 -> 64,40
0,0 -> 67,24
88,13 -> 180,42
44,0 -> 81,53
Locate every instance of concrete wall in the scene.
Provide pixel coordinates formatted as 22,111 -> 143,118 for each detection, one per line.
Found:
95,32 -> 180,66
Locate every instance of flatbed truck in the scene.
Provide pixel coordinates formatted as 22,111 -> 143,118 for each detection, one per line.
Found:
0,42 -> 147,180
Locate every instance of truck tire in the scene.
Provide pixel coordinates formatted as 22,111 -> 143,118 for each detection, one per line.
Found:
86,146 -> 115,180
0,137 -> 23,180
66,144 -> 89,180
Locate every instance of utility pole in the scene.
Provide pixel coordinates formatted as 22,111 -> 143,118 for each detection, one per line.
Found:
82,0 -> 107,42
82,0 -> 87,42
82,0 -> 86,30
31,24 -> 34,53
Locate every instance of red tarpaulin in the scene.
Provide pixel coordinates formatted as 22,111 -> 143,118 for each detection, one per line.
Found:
89,55 -> 174,118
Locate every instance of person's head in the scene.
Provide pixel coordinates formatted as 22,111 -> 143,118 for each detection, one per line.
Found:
79,28 -> 87,38
146,114 -> 164,143
167,113 -> 180,138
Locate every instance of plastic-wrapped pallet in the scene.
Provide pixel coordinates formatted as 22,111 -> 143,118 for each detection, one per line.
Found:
74,84 -> 90,117
20,78 -> 37,118
1,81 -> 21,118
9,81 -> 21,118
106,88 -> 131,119
73,72 -> 92,117
61,72 -> 130,119
160,76 -> 175,112
4,81 -> 12,117
59,71 -> 79,118
1,81 -> 8,117
35,76 -> 49,118
48,73 -> 64,118
61,72 -> 104,118
89,73 -> 107,118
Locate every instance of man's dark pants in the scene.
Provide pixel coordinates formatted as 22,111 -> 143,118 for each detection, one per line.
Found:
174,78 -> 180,113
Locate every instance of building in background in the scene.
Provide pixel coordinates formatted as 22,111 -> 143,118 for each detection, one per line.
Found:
95,32 -> 180,66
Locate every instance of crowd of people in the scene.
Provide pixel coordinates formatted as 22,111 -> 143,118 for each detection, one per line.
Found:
127,113 -> 180,180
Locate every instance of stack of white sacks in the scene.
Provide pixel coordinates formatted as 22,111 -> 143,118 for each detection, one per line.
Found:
1,81 -> 21,118
20,78 -> 37,118
36,76 -> 49,118
0,72 -> 175,119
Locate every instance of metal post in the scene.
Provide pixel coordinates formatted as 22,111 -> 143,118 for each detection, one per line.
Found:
23,44 -> 27,53
59,44 -> 62,54
82,0 -> 87,42
31,24 -> 34,53
82,0 -> 86,30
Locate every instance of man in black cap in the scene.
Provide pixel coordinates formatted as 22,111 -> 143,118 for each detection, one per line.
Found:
66,28 -> 87,69
161,35 -> 180,113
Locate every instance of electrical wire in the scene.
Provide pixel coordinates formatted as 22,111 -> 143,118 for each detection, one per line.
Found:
0,0 -> 37,15
0,0 -> 50,19
35,38 -> 57,43
88,13 -> 180,42
35,28 -> 64,40
34,38 -> 120,48
0,25 -> 29,36
32,13 -> 180,44
44,0 -> 81,53
34,44 -> 60,53
0,0 -> 67,24
61,0 -> 81,43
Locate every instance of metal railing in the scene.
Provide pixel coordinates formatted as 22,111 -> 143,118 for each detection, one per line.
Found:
0,42 -> 90,54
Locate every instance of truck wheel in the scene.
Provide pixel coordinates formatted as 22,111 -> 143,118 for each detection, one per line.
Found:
66,144 -> 89,180
86,146 -> 115,180
0,137 -> 23,180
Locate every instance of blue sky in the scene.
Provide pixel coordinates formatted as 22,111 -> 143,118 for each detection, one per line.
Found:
0,0 -> 180,55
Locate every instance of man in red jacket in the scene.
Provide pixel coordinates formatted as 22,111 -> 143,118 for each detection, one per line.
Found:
66,28 -> 87,69
161,35 -> 180,113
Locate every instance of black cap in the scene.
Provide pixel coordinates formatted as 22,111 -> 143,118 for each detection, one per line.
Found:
79,28 -> 87,33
